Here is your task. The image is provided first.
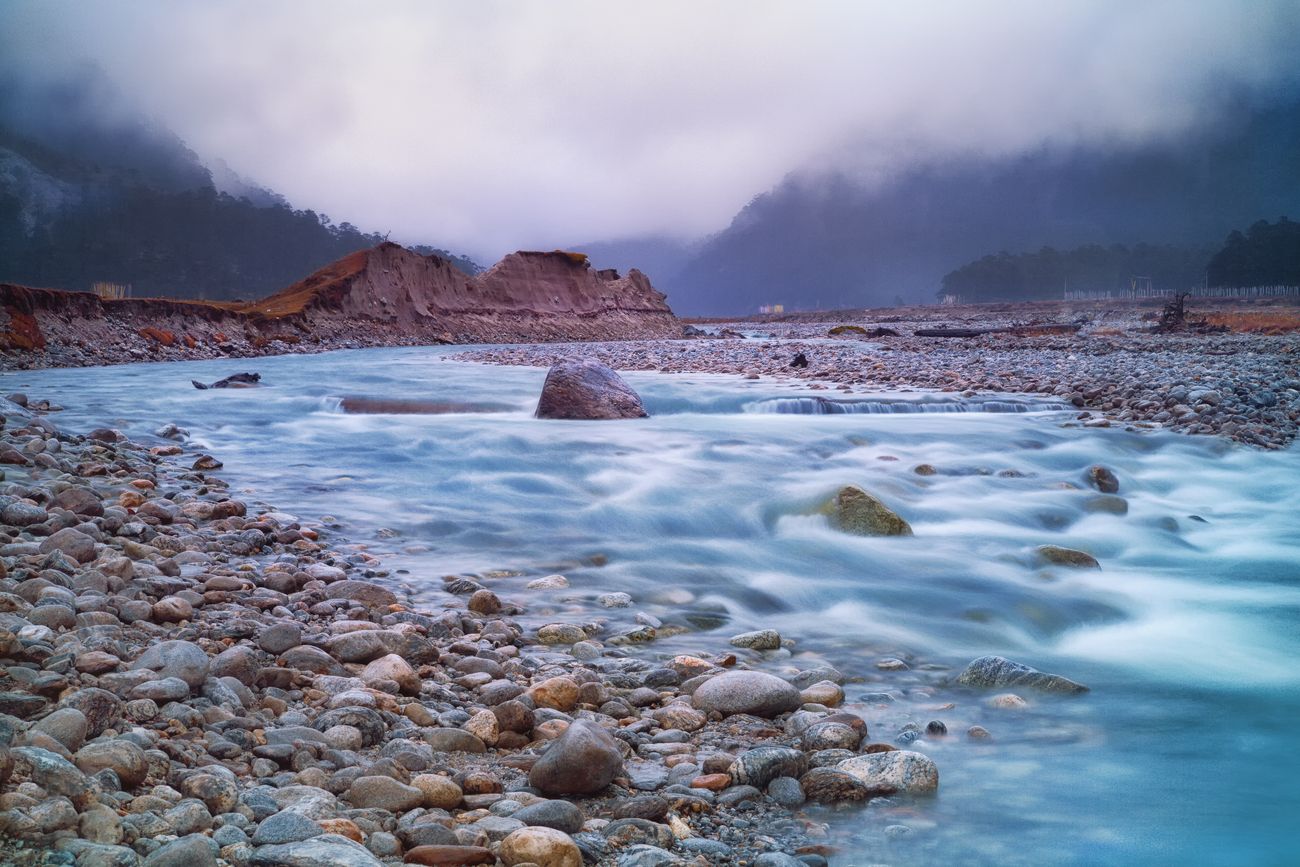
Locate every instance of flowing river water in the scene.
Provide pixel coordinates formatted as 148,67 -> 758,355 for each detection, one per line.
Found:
6,345 -> 1299,866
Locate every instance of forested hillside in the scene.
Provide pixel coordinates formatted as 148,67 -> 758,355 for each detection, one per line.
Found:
0,71 -> 477,299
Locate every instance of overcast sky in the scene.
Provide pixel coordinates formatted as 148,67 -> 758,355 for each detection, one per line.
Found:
3,1 -> 1298,260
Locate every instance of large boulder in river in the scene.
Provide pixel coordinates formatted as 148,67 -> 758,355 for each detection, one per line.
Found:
826,485 -> 912,536
955,655 -> 1088,694
535,359 -> 648,420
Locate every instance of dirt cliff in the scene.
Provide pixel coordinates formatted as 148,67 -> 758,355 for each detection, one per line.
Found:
1,244 -> 680,368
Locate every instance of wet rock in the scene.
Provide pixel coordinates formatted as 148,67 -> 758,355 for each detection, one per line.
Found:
767,775 -> 804,806
827,485 -> 913,536
799,767 -> 875,803
691,670 -> 801,718
1087,465 -> 1120,493
798,680 -> 844,707
529,719 -> 623,796
729,746 -> 808,789
499,825 -> 583,867
837,750 -> 939,795
956,655 -> 1089,694
1037,545 -> 1100,568
536,623 -> 587,645
801,720 -> 864,752
729,629 -> 781,650
535,358 -> 648,420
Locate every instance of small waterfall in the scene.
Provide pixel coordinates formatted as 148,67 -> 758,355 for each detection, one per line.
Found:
742,396 -> 1073,415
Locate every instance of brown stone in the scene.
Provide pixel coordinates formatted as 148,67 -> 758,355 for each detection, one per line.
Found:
404,846 -> 495,866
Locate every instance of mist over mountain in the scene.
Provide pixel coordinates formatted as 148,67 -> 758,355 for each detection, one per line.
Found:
642,96 -> 1300,316
0,67 -> 478,299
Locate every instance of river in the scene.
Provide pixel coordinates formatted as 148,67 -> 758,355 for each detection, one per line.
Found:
7,344 -> 1298,866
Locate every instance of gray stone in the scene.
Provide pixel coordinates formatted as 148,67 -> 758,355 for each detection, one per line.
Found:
767,776 -> 804,807
131,640 -> 209,689
142,834 -> 216,867
251,810 -> 324,845
32,707 -> 88,751
728,629 -> 781,650
617,845 -> 680,867
13,746 -> 89,800
345,775 -> 424,812
691,670 -> 800,718
513,799 -> 585,834
130,677 -> 191,703
836,750 -> 939,795
74,739 -> 149,788
729,746 -> 807,789
258,622 -> 302,654
955,656 -> 1088,694
535,358 -> 649,420
754,854 -> 806,867
249,834 -> 383,867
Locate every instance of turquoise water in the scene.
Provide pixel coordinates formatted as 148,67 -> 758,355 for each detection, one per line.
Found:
7,345 -> 1299,865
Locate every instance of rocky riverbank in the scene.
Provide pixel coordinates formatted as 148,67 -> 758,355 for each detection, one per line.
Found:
0,391 -> 1072,867
456,313 -> 1300,449
0,245 -> 681,372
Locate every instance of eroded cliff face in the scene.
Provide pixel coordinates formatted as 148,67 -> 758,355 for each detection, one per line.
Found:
0,244 -> 680,368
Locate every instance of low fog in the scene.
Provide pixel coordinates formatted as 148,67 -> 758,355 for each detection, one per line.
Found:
2,0 -> 1298,261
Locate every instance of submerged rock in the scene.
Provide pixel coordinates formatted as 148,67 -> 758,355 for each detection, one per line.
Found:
1036,544 -> 1100,568
535,358 -> 648,420
956,655 -> 1089,694
1087,465 -> 1120,493
827,485 -> 913,536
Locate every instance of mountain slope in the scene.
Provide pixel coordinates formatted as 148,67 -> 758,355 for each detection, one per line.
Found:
0,68 -> 478,299
666,98 -> 1300,315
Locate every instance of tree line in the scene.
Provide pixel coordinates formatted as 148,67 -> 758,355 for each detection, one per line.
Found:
0,181 -> 479,300
939,218 -> 1298,302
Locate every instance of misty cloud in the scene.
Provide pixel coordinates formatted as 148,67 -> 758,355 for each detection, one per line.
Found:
3,0 -> 1298,260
